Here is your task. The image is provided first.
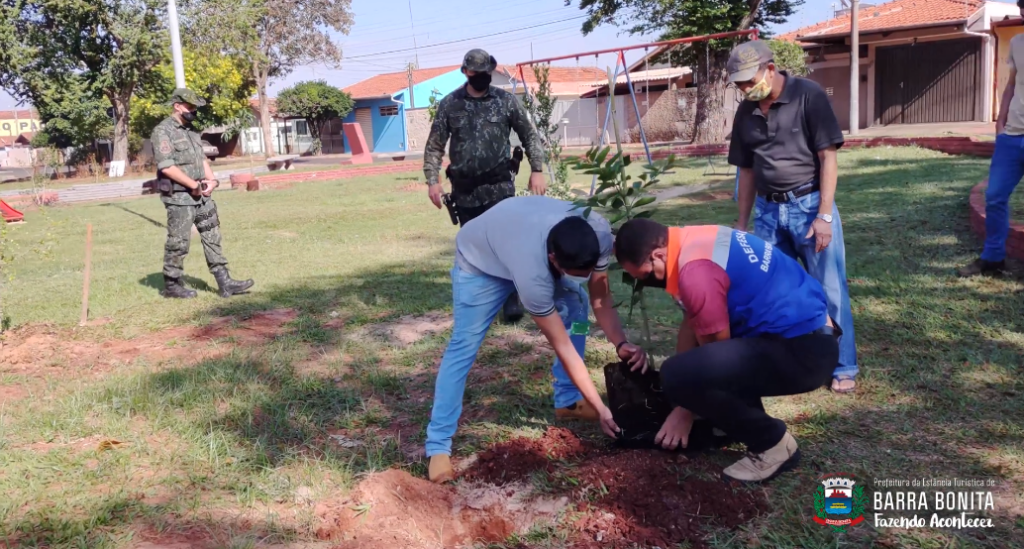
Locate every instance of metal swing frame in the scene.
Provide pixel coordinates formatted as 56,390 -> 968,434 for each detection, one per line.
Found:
511,29 -> 759,196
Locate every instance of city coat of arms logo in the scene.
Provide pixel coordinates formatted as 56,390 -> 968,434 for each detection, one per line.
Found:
814,474 -> 867,531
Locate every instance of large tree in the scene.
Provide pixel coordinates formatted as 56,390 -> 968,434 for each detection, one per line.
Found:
0,0 -> 167,163
131,49 -> 257,139
276,80 -> 353,155
569,0 -> 800,143
181,0 -> 354,157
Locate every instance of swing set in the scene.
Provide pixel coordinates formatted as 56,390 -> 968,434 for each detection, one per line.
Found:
510,29 -> 759,195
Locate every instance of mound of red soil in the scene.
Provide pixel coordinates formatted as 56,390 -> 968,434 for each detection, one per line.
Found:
464,429 -> 767,549
463,426 -> 587,484
315,469 -> 516,549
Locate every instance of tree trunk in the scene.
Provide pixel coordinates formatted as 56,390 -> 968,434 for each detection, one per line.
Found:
309,118 -> 324,156
110,93 -> 130,164
256,67 -> 274,157
691,49 -> 730,144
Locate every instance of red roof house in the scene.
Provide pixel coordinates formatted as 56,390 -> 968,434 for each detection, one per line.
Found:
781,0 -> 1018,131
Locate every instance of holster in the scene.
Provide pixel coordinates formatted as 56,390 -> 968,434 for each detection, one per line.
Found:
155,178 -> 174,195
442,192 -> 459,226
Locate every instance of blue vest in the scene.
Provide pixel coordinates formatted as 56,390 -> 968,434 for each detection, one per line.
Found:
667,226 -> 828,338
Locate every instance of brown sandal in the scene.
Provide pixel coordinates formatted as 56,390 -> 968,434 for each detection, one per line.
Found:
831,376 -> 856,394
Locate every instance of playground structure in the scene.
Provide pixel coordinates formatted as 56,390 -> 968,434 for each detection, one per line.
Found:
511,30 -> 759,195
1,198 -> 24,223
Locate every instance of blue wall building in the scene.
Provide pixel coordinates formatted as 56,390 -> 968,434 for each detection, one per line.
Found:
341,66 -> 465,154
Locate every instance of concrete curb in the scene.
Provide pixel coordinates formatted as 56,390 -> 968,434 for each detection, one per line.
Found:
969,180 -> 1024,261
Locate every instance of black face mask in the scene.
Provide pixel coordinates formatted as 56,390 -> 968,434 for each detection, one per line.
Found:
467,72 -> 492,93
640,259 -> 667,289
181,110 -> 197,123
641,274 -> 667,289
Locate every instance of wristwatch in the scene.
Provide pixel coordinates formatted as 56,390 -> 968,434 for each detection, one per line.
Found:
816,213 -> 833,223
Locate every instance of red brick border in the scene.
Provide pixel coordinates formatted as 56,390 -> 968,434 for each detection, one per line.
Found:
969,180 -> 1024,261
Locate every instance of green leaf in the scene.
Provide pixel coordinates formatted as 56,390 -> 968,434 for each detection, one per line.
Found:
633,181 -> 642,191
634,210 -> 655,219
623,153 -> 632,166
583,207 -> 592,219
634,196 -> 656,208
609,212 -> 626,225
611,197 -> 624,209
595,147 -> 611,165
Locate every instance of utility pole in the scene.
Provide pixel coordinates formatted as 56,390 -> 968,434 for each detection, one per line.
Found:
167,0 -> 186,88
407,63 -> 416,109
849,0 -> 860,135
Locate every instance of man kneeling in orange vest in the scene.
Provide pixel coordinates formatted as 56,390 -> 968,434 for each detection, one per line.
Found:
614,218 -> 840,483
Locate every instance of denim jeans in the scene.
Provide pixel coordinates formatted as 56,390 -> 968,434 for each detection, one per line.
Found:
425,264 -> 588,457
982,133 -> 1024,262
752,190 -> 858,379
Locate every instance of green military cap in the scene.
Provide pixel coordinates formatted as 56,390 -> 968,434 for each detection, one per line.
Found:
168,87 -> 207,107
462,48 -> 497,73
726,41 -> 773,83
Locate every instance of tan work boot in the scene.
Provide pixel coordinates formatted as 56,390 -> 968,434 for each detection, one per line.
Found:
555,399 -> 600,421
428,454 -> 454,484
722,431 -> 800,483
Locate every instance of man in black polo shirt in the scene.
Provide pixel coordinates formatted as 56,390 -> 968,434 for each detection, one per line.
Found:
727,40 -> 859,394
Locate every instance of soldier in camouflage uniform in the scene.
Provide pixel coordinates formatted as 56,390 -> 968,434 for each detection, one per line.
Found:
151,88 -> 254,299
424,48 -> 547,321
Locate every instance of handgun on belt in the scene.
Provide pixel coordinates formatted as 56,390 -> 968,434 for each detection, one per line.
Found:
442,193 -> 459,226
510,146 -> 524,177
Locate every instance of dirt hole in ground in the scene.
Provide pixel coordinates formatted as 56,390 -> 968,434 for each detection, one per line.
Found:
463,427 -> 767,549
315,469 -> 568,549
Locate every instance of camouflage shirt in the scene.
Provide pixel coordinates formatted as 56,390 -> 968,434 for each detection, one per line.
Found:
151,115 -> 208,206
423,84 -> 545,207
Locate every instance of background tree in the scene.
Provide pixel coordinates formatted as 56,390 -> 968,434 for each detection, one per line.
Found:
568,0 -> 800,143
131,49 -> 257,139
276,80 -> 354,156
767,38 -> 809,76
0,0 -> 167,163
25,76 -> 112,151
181,0 -> 354,158
521,65 -> 572,200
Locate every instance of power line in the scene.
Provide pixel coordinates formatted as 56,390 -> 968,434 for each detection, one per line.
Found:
349,24 -> 585,65
343,15 -> 588,60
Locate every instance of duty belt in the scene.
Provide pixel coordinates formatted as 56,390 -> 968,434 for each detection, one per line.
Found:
759,181 -> 819,204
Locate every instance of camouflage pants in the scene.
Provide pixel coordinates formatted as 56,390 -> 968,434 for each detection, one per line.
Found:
163,199 -> 227,278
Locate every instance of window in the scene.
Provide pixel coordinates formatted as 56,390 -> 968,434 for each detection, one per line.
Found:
379,105 -> 399,117
294,120 -> 309,135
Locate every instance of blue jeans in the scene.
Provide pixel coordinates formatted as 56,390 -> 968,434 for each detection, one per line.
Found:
982,133 -> 1024,262
753,190 -> 859,379
425,264 -> 588,457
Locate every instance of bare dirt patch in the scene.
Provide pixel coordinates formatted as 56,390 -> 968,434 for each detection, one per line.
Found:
353,312 -> 452,347
461,428 -> 767,549
0,309 -> 300,380
315,469 -> 566,549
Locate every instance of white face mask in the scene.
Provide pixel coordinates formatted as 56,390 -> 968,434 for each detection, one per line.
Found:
564,273 -> 591,285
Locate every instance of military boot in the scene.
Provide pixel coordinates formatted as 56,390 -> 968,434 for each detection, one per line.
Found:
161,276 -> 197,299
212,267 -> 254,298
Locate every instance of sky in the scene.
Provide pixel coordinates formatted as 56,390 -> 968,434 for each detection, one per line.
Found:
0,0 -> 899,111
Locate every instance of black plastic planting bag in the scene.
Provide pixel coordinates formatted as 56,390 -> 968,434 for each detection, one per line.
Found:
603,361 -> 734,452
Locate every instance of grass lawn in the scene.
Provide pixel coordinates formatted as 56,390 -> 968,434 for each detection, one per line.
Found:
1,146 -> 1022,548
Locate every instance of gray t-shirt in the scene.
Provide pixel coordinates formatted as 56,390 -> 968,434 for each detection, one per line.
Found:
454,196 -> 613,317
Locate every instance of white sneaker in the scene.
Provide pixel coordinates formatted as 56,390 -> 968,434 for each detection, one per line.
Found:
722,431 -> 800,483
